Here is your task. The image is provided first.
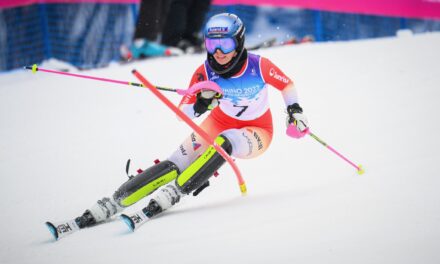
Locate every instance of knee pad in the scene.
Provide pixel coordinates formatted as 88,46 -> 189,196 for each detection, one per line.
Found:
176,135 -> 232,194
113,160 -> 179,207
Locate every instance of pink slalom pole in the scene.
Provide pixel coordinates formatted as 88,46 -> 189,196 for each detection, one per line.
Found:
307,130 -> 364,175
24,64 -> 187,95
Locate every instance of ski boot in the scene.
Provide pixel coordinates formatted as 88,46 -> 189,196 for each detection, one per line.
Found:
145,181 -> 183,217
119,181 -> 184,231
75,197 -> 123,228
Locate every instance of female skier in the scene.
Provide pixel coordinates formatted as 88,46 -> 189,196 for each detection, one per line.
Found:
74,13 -> 309,227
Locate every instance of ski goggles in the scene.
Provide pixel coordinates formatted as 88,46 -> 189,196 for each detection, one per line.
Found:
204,37 -> 237,54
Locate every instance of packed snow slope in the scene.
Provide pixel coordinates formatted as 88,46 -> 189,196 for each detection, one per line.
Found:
1,32 -> 440,264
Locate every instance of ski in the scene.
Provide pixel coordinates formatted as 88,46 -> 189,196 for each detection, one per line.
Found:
45,217 -> 119,241
45,211 -> 155,239
45,219 -> 80,240
120,209 -> 152,232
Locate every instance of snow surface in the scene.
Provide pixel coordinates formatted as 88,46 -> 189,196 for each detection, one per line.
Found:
1,33 -> 440,264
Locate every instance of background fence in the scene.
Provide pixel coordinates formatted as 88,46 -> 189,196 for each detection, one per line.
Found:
1,4 -> 439,72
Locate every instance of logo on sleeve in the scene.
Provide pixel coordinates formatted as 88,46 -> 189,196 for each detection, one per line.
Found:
269,68 -> 290,84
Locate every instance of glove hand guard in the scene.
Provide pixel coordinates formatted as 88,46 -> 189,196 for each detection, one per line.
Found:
193,90 -> 221,117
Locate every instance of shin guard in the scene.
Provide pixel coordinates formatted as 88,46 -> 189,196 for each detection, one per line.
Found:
113,160 -> 179,207
176,136 -> 232,194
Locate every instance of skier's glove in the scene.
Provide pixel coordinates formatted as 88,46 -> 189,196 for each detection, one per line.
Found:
287,103 -> 309,132
193,90 -> 221,117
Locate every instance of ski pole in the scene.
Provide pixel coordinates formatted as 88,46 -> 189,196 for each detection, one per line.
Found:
132,69 -> 247,195
24,64 -> 187,95
307,130 -> 364,175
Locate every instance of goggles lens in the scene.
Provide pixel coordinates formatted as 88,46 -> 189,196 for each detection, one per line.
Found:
205,38 -> 236,54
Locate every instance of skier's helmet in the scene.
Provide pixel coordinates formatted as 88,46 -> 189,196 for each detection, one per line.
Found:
203,13 -> 245,55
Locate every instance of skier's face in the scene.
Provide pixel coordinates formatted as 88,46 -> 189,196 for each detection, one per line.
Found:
213,49 -> 237,65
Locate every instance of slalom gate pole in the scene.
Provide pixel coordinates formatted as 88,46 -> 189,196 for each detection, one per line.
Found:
24,64 -> 187,95
132,69 -> 247,195
307,130 -> 365,175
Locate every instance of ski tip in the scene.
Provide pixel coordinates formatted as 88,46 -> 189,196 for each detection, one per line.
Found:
45,221 -> 59,240
120,214 -> 135,232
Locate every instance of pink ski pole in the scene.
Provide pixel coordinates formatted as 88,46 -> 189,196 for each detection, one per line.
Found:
307,130 -> 364,175
24,64 -> 188,95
